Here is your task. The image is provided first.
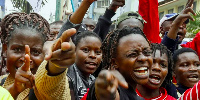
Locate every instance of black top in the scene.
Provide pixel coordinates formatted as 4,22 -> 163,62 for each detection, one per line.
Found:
86,82 -> 144,100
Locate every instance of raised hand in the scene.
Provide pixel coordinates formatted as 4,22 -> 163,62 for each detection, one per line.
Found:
109,0 -> 125,12
44,28 -> 76,75
168,0 -> 195,39
9,45 -> 35,99
185,0 -> 194,9
95,70 -> 128,100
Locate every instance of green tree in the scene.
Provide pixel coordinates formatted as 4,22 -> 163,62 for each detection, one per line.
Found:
186,11 -> 200,37
11,0 -> 47,14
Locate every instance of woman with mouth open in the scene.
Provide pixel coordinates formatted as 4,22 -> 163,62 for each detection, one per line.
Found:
136,43 -> 176,100
67,31 -> 102,100
86,27 -> 153,100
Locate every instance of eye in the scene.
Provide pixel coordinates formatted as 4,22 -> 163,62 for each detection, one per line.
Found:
195,62 -> 200,67
82,48 -> 89,53
143,49 -> 152,56
127,52 -> 138,58
13,48 -> 22,53
181,63 -> 189,67
90,26 -> 95,30
95,50 -> 101,55
160,63 -> 167,68
31,50 -> 41,56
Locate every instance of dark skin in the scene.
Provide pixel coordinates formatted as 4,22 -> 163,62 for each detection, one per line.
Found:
44,28 -> 76,76
118,18 -> 144,30
7,45 -> 35,99
95,34 -> 153,100
70,0 -> 125,24
82,18 -> 96,31
48,24 -> 63,41
137,50 -> 168,99
75,36 -> 102,77
174,52 -> 200,88
166,0 -> 195,41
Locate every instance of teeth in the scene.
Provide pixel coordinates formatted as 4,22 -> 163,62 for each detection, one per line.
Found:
151,78 -> 159,82
135,67 -> 148,71
135,70 -> 148,75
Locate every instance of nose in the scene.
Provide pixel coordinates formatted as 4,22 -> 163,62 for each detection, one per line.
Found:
19,55 -> 33,65
189,64 -> 198,72
89,51 -> 96,59
137,53 -> 147,63
152,63 -> 161,73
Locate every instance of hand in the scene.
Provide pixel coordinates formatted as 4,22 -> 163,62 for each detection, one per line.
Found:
185,0 -> 194,9
95,70 -> 128,100
44,28 -> 76,75
168,1 -> 195,39
12,45 -> 35,97
109,0 -> 125,12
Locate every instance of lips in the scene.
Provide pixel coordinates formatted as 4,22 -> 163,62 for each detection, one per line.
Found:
187,74 -> 199,82
133,67 -> 149,79
149,74 -> 161,85
85,61 -> 98,69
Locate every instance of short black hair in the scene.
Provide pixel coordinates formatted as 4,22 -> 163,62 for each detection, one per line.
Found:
74,31 -> 102,46
173,48 -> 198,69
101,26 -> 149,69
151,43 -> 173,88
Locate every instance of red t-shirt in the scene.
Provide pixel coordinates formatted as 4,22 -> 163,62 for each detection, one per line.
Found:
136,87 -> 176,100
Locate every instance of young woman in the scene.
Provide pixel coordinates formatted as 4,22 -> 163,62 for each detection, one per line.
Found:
86,27 -> 153,100
136,43 -> 176,100
0,12 -> 76,100
67,31 -> 102,100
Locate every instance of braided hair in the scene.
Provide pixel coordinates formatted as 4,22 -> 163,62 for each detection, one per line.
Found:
151,43 -> 173,88
101,26 -> 149,69
0,12 -> 50,75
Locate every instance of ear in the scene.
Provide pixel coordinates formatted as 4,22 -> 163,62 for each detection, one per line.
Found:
2,44 -> 7,57
160,26 -> 165,37
111,58 -> 118,70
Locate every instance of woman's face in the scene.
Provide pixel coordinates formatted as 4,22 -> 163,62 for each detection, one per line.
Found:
114,34 -> 153,85
145,50 -> 168,89
6,29 -> 45,78
75,36 -> 102,76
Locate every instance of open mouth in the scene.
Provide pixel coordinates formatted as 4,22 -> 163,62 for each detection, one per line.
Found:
188,74 -> 199,82
149,74 -> 161,85
133,67 -> 149,78
85,62 -> 98,69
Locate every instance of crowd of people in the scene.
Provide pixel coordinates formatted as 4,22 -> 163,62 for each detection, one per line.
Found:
0,0 -> 200,100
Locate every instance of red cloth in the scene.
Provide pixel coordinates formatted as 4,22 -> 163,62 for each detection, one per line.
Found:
81,88 -> 89,100
138,0 -> 161,43
181,31 -> 200,60
136,87 -> 176,100
178,80 -> 200,100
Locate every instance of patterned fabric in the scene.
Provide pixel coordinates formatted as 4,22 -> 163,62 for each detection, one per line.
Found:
67,64 -> 95,100
178,80 -> 200,100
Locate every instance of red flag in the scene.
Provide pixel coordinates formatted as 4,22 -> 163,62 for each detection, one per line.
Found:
138,0 -> 161,43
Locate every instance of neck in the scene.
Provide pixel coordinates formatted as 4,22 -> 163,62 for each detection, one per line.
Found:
136,84 -> 160,99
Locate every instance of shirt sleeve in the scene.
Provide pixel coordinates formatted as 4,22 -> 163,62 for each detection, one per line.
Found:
93,8 -> 116,41
34,60 -> 71,100
161,32 -> 179,53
